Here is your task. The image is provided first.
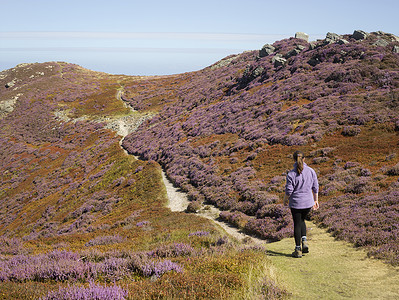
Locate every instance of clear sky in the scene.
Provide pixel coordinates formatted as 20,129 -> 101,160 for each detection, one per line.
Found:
1,0 -> 398,75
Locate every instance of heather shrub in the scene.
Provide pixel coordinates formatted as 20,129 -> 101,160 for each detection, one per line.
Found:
310,147 -> 335,157
368,243 -> 399,266
0,249 -> 185,283
0,237 -> 27,255
387,163 -> 399,175
186,201 -> 202,213
320,180 -> 346,196
188,231 -> 210,237
219,211 -> 250,229
40,283 -> 128,300
312,157 -> 330,164
344,161 -> 360,169
342,126 -> 361,136
260,277 -> 290,299
345,177 -> 374,194
244,204 -> 293,241
312,190 -> 399,265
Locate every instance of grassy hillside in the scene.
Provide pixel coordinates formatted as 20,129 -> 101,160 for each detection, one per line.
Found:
0,30 -> 398,299
121,30 -> 399,264
0,62 -> 285,299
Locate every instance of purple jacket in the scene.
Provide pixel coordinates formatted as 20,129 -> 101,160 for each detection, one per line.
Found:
285,163 -> 319,209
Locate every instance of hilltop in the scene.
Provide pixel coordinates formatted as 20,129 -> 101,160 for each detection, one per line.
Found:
0,30 -> 398,299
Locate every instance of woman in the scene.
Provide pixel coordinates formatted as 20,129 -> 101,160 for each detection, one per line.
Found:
284,150 -> 319,258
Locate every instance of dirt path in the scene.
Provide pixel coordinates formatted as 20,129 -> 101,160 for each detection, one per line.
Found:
111,86 -> 399,299
111,86 -> 265,244
161,171 -> 263,244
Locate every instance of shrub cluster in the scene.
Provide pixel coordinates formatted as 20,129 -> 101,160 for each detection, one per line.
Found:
40,283 -> 128,300
312,190 -> 399,265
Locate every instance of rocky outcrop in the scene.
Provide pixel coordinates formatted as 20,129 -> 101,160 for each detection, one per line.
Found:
374,31 -> 399,42
0,94 -> 22,119
285,45 -> 306,58
5,79 -> 16,89
295,32 -> 309,42
259,44 -> 275,57
352,30 -> 369,40
325,32 -> 342,44
373,39 -> 390,47
272,54 -> 287,67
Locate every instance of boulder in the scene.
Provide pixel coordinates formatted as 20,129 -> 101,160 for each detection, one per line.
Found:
325,32 -> 342,44
308,57 -> 320,67
352,30 -> 369,40
295,32 -> 309,42
337,39 -> 349,45
374,31 -> 399,42
297,45 -> 306,51
272,54 -> 287,67
308,41 -> 318,50
373,39 -> 390,47
393,45 -> 399,54
5,80 -> 15,88
285,48 -> 301,58
259,44 -> 275,57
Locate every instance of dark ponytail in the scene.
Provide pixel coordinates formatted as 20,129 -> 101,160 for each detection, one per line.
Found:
293,151 -> 304,174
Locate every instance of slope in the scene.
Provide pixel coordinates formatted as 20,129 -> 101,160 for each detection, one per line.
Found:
0,62 -> 285,299
121,30 -> 399,266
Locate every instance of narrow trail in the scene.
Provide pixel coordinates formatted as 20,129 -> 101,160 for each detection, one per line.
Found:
110,87 -> 399,299
267,222 -> 399,299
110,85 -> 264,245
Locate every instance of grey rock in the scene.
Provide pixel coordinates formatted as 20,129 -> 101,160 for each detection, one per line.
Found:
259,44 -> 275,57
285,48 -> 301,58
252,66 -> 265,77
297,45 -> 306,51
272,55 -> 287,67
295,32 -> 309,42
308,57 -> 320,67
0,94 -> 21,119
374,31 -> 399,42
5,80 -> 15,88
393,45 -> 399,54
308,42 -> 318,50
337,39 -> 349,45
373,39 -> 390,47
210,55 -> 238,70
352,30 -> 369,40
325,32 -> 342,44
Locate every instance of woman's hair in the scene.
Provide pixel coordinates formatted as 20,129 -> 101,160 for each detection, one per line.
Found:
293,150 -> 305,174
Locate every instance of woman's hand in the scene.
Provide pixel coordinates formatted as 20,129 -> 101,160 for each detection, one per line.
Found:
312,192 -> 319,210
283,194 -> 288,206
313,200 -> 319,210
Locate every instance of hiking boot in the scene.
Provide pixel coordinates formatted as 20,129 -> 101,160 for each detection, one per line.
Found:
302,240 -> 309,253
291,249 -> 302,258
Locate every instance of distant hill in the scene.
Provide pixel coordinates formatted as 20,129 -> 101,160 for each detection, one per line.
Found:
0,30 -> 398,298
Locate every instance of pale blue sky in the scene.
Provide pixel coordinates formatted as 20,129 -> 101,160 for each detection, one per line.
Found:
1,0 -> 398,75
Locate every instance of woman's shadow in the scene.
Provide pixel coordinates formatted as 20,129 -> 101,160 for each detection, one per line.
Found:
267,250 -> 293,258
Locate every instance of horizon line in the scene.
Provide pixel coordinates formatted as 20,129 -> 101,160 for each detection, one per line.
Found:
0,31 -> 326,42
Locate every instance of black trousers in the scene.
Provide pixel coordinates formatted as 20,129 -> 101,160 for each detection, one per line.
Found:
290,207 -> 312,247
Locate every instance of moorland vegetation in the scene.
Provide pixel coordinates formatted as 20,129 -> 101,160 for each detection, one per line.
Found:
0,30 -> 398,299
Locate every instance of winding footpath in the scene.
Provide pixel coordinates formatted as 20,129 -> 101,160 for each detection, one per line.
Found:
110,86 -> 399,299
111,86 -> 263,244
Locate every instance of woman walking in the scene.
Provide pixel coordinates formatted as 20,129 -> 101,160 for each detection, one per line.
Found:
284,151 -> 319,258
